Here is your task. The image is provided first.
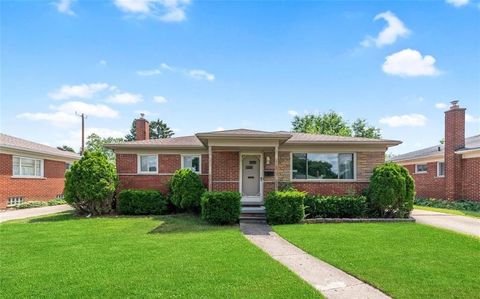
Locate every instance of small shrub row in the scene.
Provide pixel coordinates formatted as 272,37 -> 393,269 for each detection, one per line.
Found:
304,195 -> 367,219
17,201 -> 48,209
414,198 -> 480,212
118,190 -> 169,215
265,190 -> 305,224
47,198 -> 67,206
201,191 -> 241,224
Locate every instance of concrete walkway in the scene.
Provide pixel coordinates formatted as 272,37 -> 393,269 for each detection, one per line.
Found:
240,222 -> 390,299
412,209 -> 480,237
0,205 -> 73,223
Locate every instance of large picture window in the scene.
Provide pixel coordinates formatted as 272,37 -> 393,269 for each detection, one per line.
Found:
13,156 -> 44,177
138,155 -> 158,173
182,155 -> 201,173
292,153 -> 354,180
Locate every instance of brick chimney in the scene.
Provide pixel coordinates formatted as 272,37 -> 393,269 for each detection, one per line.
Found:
444,100 -> 465,200
135,113 -> 150,141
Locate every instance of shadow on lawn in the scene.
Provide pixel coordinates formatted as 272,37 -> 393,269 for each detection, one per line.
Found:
149,214 -> 236,234
27,211 -> 78,223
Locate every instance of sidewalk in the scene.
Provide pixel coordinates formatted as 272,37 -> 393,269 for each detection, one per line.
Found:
240,222 -> 390,299
412,209 -> 480,237
0,205 -> 73,223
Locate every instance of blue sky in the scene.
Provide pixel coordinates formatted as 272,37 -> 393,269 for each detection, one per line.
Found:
1,0 -> 479,154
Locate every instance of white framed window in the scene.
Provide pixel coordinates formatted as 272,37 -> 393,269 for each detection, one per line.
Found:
437,162 -> 445,177
138,155 -> 158,174
8,197 -> 24,206
415,164 -> 427,173
12,156 -> 44,178
291,152 -> 355,180
181,155 -> 201,174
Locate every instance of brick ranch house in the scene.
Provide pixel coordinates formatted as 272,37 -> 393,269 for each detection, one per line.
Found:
107,117 -> 401,204
391,101 -> 480,201
0,133 -> 80,209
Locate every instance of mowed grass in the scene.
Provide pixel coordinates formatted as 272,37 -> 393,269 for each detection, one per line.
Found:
0,213 -> 321,299
414,205 -> 480,219
274,222 -> 480,299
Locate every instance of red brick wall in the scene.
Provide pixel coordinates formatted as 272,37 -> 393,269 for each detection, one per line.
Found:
462,158 -> 480,201
292,182 -> 369,196
212,151 -> 239,181
0,153 -> 68,209
116,154 -> 137,173
444,106 -> 465,200
158,154 -> 180,173
404,163 -> 446,199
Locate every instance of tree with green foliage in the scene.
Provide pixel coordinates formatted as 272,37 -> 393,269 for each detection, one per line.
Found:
57,145 -> 76,153
169,169 -> 205,212
292,111 -> 352,136
86,133 -> 124,161
352,119 -> 381,139
125,118 -> 174,141
64,151 -> 118,215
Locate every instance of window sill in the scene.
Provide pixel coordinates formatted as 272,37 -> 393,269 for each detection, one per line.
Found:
436,175 -> 445,178
414,172 -> 427,174
291,179 -> 357,183
137,172 -> 159,175
11,176 -> 46,180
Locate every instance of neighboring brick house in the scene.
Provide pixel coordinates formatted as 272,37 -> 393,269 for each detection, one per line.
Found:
391,101 -> 480,201
107,117 -> 400,205
0,133 -> 80,209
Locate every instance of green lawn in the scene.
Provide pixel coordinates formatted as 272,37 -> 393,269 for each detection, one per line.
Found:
0,213 -> 321,298
414,205 -> 480,219
274,222 -> 480,299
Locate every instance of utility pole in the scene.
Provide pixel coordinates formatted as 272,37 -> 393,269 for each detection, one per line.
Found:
76,112 -> 87,155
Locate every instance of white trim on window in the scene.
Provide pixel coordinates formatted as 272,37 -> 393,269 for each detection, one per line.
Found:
437,161 -> 445,177
181,154 -> 202,174
415,164 -> 428,174
137,154 -> 158,174
290,152 -> 357,182
12,156 -> 44,178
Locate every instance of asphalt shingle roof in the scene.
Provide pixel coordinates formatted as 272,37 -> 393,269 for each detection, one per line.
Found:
0,133 -> 80,160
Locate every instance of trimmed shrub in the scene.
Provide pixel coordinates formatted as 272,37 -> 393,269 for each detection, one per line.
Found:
265,190 -> 305,224
118,189 -> 168,215
367,162 -> 414,218
47,199 -> 67,206
201,191 -> 241,224
415,198 -> 480,212
64,151 -> 118,215
17,201 -> 48,209
169,169 -> 205,212
304,195 -> 367,219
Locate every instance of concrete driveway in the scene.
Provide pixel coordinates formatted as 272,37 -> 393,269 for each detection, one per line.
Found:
0,205 -> 73,223
412,209 -> 480,237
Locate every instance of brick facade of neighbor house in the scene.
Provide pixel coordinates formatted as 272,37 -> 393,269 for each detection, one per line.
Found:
108,118 -> 401,203
0,154 -> 68,208
392,101 -> 480,201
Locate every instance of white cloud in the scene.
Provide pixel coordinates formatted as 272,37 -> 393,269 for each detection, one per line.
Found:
108,92 -> 143,104
362,11 -> 410,47
382,49 -> 440,77
288,110 -> 299,117
215,127 -> 225,131
49,83 -> 111,100
17,111 -> 80,127
136,68 -> 161,76
113,0 -> 191,22
188,69 -> 215,81
466,114 -> 480,122
379,113 -> 427,127
153,96 -> 168,103
161,62 -> 174,71
58,127 -> 126,149
55,0 -> 75,15
446,0 -> 470,7
85,127 -> 126,138
435,102 -> 449,109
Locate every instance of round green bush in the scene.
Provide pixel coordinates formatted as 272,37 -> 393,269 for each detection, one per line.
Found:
118,189 -> 169,215
265,190 -> 305,224
368,162 -> 414,218
169,169 -> 205,212
201,191 -> 241,224
64,151 -> 118,215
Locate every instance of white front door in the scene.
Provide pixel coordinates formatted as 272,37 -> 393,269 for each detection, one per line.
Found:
241,155 -> 262,201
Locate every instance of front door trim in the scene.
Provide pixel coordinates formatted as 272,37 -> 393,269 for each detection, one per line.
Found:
239,152 -> 263,202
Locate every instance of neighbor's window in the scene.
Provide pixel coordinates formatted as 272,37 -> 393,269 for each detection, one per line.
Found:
292,153 -> 354,180
13,156 -> 43,177
415,164 -> 427,173
7,197 -> 24,206
437,162 -> 445,177
182,155 -> 201,173
138,155 -> 157,173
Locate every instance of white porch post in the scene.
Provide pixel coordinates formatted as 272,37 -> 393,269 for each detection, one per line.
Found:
208,145 -> 213,191
274,145 -> 279,191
